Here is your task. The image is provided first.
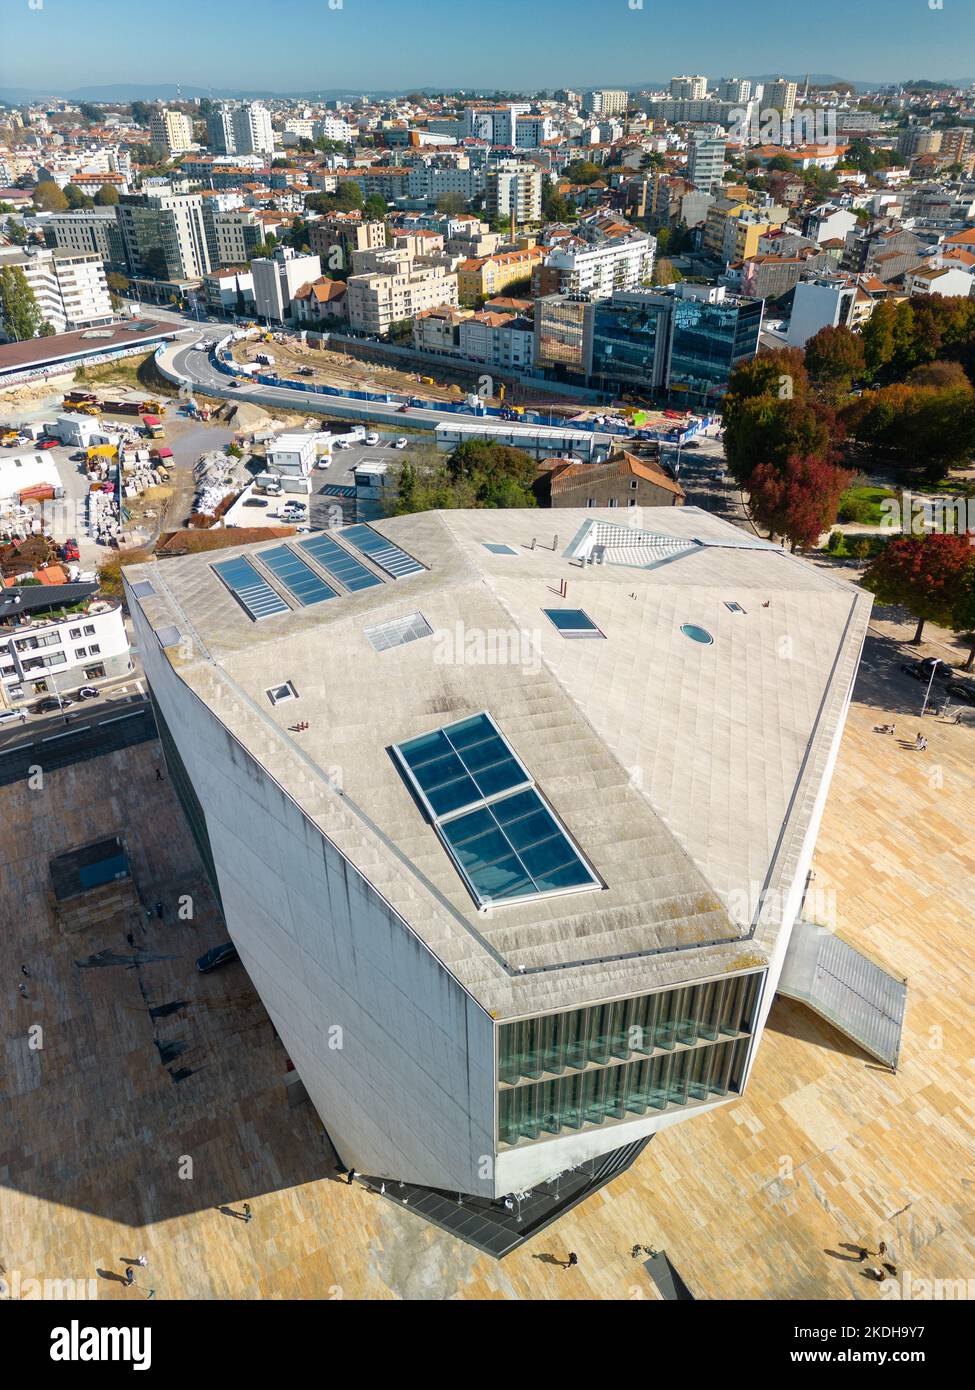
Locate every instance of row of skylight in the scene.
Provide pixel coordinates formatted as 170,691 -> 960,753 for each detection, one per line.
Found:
393,712 -> 600,909
211,526 -> 425,621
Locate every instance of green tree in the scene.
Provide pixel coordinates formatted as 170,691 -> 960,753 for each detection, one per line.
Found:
562,160 -> 602,185
435,192 -> 467,216
0,264 -> 43,340
78,102 -> 104,124
363,193 -> 389,220
32,179 -> 69,211
804,324 -> 866,401
94,183 -> 119,206
64,184 -> 94,209
129,100 -> 152,126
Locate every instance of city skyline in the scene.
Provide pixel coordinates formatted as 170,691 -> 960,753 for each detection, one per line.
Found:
1,0 -> 974,96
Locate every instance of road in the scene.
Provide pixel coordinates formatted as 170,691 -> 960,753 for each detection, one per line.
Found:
663,434 -> 757,535
0,696 -> 156,785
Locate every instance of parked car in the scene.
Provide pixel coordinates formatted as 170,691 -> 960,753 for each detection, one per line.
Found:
394,437 -> 408,449
364,431 -> 379,445
196,942 -> 239,973
945,680 -> 975,706
38,438 -> 58,449
228,380 -> 240,388
333,438 -> 350,449
34,696 -> 70,713
77,686 -> 99,699
900,659 -> 950,682
243,497 -> 269,508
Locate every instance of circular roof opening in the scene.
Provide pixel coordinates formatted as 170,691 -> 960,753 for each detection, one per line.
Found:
680,623 -> 713,646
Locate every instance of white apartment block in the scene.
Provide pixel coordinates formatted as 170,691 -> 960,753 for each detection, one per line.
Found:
669,75 -> 709,100
407,161 -> 485,204
764,79 -> 799,119
314,115 -> 355,144
485,162 -> 543,224
232,103 -> 275,156
346,260 -> 458,335
0,595 -> 131,701
458,312 -> 534,372
149,108 -> 195,158
584,89 -> 630,116
715,78 -> 752,103
251,246 -> 322,323
541,233 -> 656,301
0,246 -> 112,334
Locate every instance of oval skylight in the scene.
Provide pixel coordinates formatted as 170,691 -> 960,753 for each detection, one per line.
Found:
680,623 -> 713,646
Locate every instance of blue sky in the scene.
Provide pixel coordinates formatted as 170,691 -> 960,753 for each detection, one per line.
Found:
1,0 -> 973,94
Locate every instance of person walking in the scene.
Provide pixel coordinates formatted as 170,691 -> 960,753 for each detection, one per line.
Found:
566,1252 -> 578,1269
17,983 -> 28,1000
134,1255 -> 148,1268
20,965 -> 29,977
155,768 -> 164,782
242,1203 -> 252,1223
346,1168 -> 357,1186
124,1267 -> 135,1287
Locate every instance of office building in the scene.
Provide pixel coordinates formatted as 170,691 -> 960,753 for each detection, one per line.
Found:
123,503 -> 869,1254
41,208 -> 126,268
115,191 -> 212,281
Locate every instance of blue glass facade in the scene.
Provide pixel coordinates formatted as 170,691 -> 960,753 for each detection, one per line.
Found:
589,299 -> 668,393
667,294 -> 764,405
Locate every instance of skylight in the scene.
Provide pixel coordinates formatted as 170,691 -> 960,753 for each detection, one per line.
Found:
341,524 -> 425,579
213,555 -> 289,621
542,608 -> 605,639
483,542 -> 517,555
364,611 -> 433,652
393,712 -> 600,908
259,544 -> 338,607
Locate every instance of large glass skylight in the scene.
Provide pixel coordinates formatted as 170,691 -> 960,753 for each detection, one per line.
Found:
364,611 -> 433,653
213,555 -> 290,620
393,713 -> 600,908
342,524 -> 425,579
542,608 -> 604,639
259,545 -> 338,607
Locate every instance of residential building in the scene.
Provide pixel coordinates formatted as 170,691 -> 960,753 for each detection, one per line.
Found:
457,248 -> 543,305
346,259 -> 458,335
896,127 -> 942,159
251,246 -> 322,323
232,103 -> 274,157
533,231 -> 655,302
291,277 -> 348,326
485,162 -> 543,225
309,216 -> 387,276
841,223 -> 923,280
903,263 -> 974,298
41,208 -> 125,267
0,583 -> 131,703
687,128 -> 726,194
206,104 -> 237,155
122,505 -> 869,1254
0,246 -> 112,335
763,79 -> 798,119
203,206 -> 265,268
583,89 -> 630,116
786,275 -> 860,346
669,76 -> 708,101
715,78 -> 751,103
540,449 -> 685,509
148,108 -> 195,159
457,311 -> 534,372
202,267 -> 255,316
702,198 -> 751,258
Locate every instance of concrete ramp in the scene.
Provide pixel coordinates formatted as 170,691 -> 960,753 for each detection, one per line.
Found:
778,920 -> 907,1070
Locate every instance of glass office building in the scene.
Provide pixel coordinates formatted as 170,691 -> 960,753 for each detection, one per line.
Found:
589,296 -> 669,394
667,292 -> 764,405
498,971 -> 763,1146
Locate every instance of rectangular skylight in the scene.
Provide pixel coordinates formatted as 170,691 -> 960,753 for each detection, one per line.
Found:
364,611 -> 433,653
542,608 -> 605,639
483,543 -> 517,555
259,544 -> 338,607
131,581 -> 156,599
341,524 -> 425,579
393,712 -> 600,908
297,533 -> 383,592
212,556 -> 289,620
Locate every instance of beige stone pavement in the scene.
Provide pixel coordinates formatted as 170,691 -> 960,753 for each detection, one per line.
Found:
1,625 -> 974,1301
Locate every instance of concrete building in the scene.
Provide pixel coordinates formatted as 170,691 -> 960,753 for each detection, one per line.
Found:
0,585 -> 131,704
687,128 -> 726,194
535,231 -> 656,302
149,108 -> 195,159
583,89 -> 630,116
232,103 -> 275,157
40,208 -> 125,266
0,246 -> 112,335
763,79 -> 798,119
346,258 -> 458,336
669,75 -> 708,100
540,449 -> 685,509
206,104 -> 237,155
485,162 -> 543,225
715,78 -> 752,103
457,248 -> 543,305
204,207 -> 265,268
903,263 -> 974,298
115,191 -> 212,281
123,504 -> 869,1254
309,216 -> 386,276
786,276 -> 859,346
251,246 -> 322,324
265,432 -> 317,479
896,127 -> 942,159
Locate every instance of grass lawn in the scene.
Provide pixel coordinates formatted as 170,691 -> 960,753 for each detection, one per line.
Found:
838,484 -> 898,525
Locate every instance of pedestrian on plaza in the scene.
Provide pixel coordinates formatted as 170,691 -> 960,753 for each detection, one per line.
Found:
155,768 -> 163,782
124,1267 -> 135,1286
856,1247 -> 870,1262
155,901 -> 164,919
566,1252 -> 578,1269
21,964 -> 29,977
17,983 -> 28,999
242,1203 -> 252,1223
346,1168 -> 357,1186
134,1255 -> 148,1267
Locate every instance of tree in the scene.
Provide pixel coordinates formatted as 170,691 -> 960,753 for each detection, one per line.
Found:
0,264 -> 43,340
721,349 -> 839,484
129,100 -> 152,126
908,359 -> 971,390
765,154 -> 795,172
863,532 -> 975,643
39,321 -> 56,336
32,179 -> 69,212
363,193 -> 389,220
562,160 -> 601,185
250,235 -> 278,259
78,102 -> 104,124
435,192 -> 467,216
285,217 -> 311,252
94,183 -> 119,206
804,324 -> 866,401
106,271 -> 130,294
746,453 -> 853,550
64,184 -> 94,210
651,257 -> 681,286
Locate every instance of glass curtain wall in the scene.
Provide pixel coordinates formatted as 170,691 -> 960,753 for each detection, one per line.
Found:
498,972 -> 763,1147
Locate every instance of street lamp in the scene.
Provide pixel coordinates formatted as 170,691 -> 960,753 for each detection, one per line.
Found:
921,659 -> 943,717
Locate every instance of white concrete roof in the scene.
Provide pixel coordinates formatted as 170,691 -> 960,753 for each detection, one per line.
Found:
126,506 -> 871,1019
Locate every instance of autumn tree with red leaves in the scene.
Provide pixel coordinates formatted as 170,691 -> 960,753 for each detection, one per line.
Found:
746,453 -> 854,551
862,531 -> 975,644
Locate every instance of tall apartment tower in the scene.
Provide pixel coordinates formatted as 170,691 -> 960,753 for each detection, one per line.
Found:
206,103 -> 237,155
582,89 -> 630,117
124,505 -> 871,1256
715,77 -> 752,103
764,79 -> 799,119
687,127 -> 727,194
485,161 -> 543,224
148,108 -> 195,158
669,75 -> 708,101
231,103 -> 275,156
